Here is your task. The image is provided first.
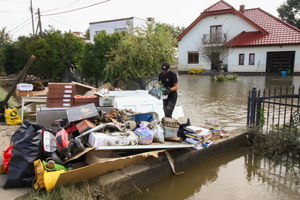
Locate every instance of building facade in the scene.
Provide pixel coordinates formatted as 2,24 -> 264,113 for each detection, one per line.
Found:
177,0 -> 300,73
89,17 -> 146,42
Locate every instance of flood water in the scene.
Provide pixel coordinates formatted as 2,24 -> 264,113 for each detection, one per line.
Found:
123,75 -> 300,200
178,75 -> 300,131
123,148 -> 300,200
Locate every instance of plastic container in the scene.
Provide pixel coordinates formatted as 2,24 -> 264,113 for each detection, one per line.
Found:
281,71 -> 287,76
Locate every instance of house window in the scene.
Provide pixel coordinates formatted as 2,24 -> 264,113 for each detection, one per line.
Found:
188,52 -> 199,64
115,27 -> 127,32
210,25 -> 222,43
239,54 -> 245,65
249,53 -> 255,65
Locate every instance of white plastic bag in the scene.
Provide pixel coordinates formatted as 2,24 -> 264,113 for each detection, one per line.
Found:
152,123 -> 165,143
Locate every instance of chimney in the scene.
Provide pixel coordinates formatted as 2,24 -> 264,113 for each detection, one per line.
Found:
239,5 -> 245,13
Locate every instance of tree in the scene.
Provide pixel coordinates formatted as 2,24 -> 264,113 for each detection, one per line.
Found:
84,29 -> 90,39
8,30 -> 85,80
155,22 -> 185,38
198,32 -> 229,71
277,0 -> 300,29
0,28 -> 11,73
80,31 -> 125,87
104,23 -> 177,85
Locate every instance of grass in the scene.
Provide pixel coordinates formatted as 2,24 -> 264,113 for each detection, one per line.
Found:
214,73 -> 238,81
0,86 -> 19,107
247,126 -> 300,159
18,181 -> 118,200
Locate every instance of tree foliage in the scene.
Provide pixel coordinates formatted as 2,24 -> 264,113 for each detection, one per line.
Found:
199,43 -> 228,70
104,23 -> 177,84
0,27 -> 11,73
277,0 -> 300,29
80,31 -> 125,86
6,30 -> 85,80
155,22 -> 185,38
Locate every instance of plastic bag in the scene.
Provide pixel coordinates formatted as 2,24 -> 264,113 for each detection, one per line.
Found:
5,108 -> 21,126
4,121 -> 43,188
43,131 -> 57,152
3,145 -> 13,173
89,131 -> 138,147
152,123 -> 165,143
134,123 -> 154,145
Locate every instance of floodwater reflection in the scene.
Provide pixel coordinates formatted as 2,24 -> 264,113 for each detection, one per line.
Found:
123,148 -> 300,200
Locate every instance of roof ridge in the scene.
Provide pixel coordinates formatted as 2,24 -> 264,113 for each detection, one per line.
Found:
244,8 -> 259,11
90,17 -> 136,25
203,0 -> 234,13
251,8 -> 300,33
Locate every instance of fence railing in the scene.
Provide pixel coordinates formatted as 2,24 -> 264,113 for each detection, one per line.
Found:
247,86 -> 300,133
202,33 -> 227,44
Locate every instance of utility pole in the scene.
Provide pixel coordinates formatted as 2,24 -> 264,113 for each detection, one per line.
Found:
30,0 -> 35,35
37,8 -> 42,35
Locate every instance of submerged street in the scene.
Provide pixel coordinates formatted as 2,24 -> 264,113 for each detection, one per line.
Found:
124,75 -> 300,200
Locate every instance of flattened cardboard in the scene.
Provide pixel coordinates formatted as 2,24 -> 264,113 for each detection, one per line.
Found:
64,147 -> 95,164
55,150 -> 165,187
85,150 -> 120,164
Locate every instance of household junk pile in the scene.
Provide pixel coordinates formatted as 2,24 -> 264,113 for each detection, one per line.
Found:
1,82 -> 229,192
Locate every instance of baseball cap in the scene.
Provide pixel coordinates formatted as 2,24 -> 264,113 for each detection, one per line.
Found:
161,62 -> 170,70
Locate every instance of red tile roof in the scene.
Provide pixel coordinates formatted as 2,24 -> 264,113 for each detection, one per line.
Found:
227,8 -> 300,47
177,1 -> 300,47
203,0 -> 233,13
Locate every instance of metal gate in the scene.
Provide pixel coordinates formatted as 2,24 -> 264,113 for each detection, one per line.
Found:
247,86 -> 300,133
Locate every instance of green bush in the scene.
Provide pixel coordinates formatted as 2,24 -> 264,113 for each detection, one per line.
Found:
225,73 -> 238,80
248,126 -> 300,159
214,73 -> 239,81
214,74 -> 225,81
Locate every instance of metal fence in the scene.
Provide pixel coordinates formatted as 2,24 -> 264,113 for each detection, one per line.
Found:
247,86 -> 300,133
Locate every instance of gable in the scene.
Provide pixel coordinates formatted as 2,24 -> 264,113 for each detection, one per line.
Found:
177,1 -> 267,41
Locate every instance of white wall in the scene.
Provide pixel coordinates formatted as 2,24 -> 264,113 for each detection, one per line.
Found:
89,17 -> 146,42
228,45 -> 300,72
178,13 -> 258,71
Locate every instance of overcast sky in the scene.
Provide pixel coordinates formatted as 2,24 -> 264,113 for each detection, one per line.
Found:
0,0 -> 286,40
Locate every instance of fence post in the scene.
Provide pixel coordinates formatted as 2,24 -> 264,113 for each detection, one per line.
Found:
249,87 -> 257,126
256,90 -> 261,126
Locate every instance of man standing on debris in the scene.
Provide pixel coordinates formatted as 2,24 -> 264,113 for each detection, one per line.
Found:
158,62 -> 179,118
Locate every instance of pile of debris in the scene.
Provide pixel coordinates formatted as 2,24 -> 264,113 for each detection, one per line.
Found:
1,82 -> 229,192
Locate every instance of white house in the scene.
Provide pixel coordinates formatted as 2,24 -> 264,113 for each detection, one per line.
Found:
177,0 -> 300,73
89,17 -> 147,42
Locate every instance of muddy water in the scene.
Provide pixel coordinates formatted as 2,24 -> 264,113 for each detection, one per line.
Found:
123,75 -> 300,200
177,75 -> 300,130
123,148 -> 300,200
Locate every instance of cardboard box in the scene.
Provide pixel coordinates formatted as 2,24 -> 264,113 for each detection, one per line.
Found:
99,96 -> 114,107
50,150 -> 165,191
85,150 -> 120,164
